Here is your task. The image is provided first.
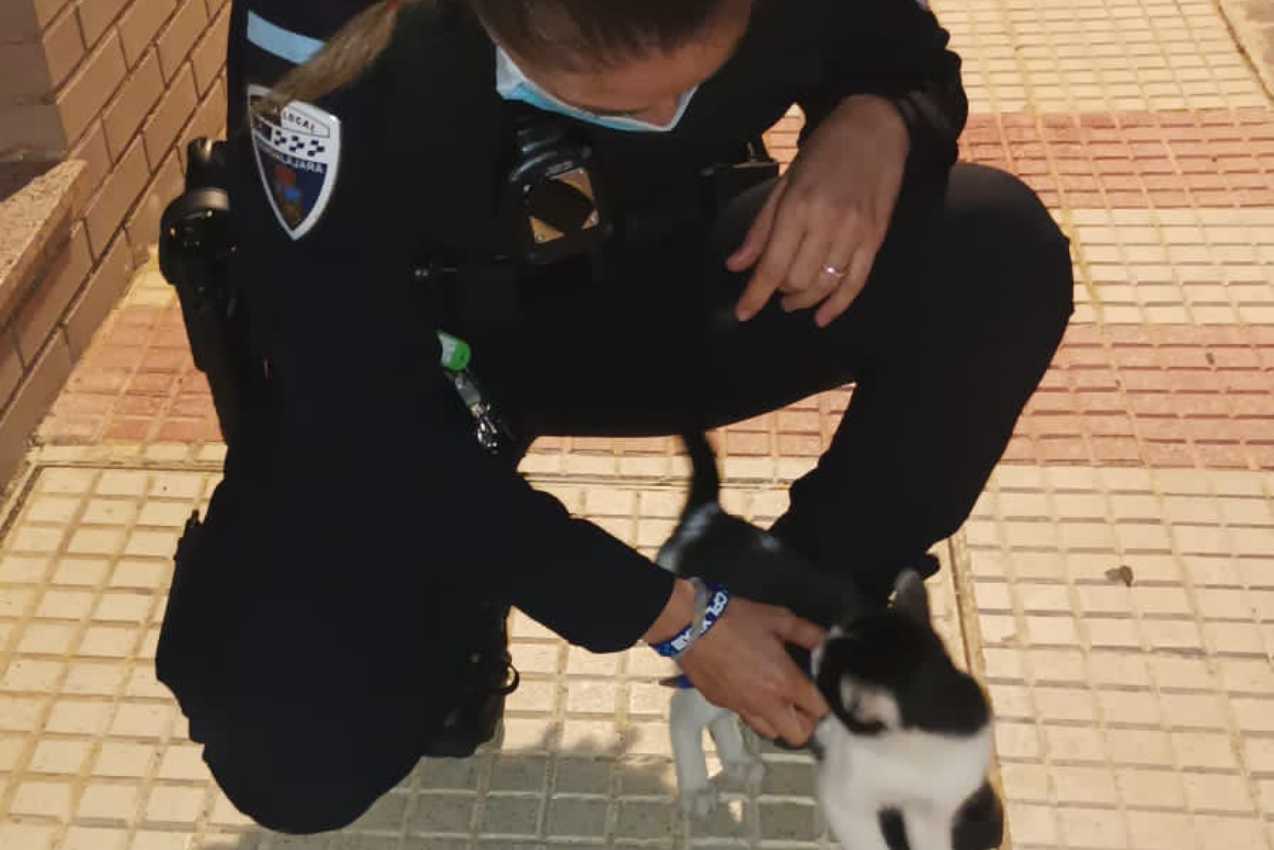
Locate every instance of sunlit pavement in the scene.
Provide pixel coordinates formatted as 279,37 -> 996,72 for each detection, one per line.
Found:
4,0 -> 1274,846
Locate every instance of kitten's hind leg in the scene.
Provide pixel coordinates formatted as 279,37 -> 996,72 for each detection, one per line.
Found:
709,711 -> 764,787
670,689 -> 719,817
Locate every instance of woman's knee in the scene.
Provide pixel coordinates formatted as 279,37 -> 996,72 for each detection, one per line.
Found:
945,163 -> 1075,322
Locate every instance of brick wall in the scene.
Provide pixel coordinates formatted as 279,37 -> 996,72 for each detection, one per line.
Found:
0,0 -> 229,479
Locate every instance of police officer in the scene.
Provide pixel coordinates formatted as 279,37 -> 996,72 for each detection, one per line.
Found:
156,0 -> 1073,836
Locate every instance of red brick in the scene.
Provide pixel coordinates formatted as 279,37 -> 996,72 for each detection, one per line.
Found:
69,119 -> 111,191
777,410 -> 820,433
77,0 -> 131,49
102,48 -> 163,161
83,137 -> 149,258
56,29 -> 127,149
1072,368 -> 1120,391
1141,441 -> 1196,467
141,63 -> 197,169
13,225 -> 92,367
68,366 -> 129,394
1092,437 -> 1142,463
724,430 -> 770,456
1082,414 -> 1136,436
1224,373 -> 1272,393
1178,419 -> 1240,443
156,417 -> 218,442
117,0 -> 177,68
189,2 -> 230,96
0,332 -> 74,486
1137,418 -> 1186,441
1037,436 -> 1091,462
104,417 -> 151,441
55,392 -> 115,416
1170,394 -> 1232,417
114,394 -> 164,416
776,433 -> 823,456
64,233 -> 134,358
1074,391 -> 1126,414
1250,444 -> 1274,470
1233,396 -> 1274,417
1028,414 -> 1084,437
168,395 -> 213,418
1194,443 -> 1250,469
1029,389 -> 1079,415
155,0 -> 207,82
1002,436 -> 1036,462
1159,348 -> 1211,369
126,371 -> 176,395
1232,419 -> 1274,442
90,344 -> 143,369
137,345 -> 188,374
125,149 -> 183,258
1166,371 -> 1222,393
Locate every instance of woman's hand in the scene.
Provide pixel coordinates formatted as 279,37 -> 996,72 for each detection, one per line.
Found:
647,580 -> 830,746
729,95 -> 910,328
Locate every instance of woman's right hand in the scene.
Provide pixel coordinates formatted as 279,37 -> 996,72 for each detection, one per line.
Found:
648,580 -> 830,746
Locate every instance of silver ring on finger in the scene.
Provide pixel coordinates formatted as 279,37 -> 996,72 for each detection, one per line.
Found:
823,263 -> 849,279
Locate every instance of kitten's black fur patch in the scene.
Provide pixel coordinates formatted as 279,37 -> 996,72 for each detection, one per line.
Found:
954,781 -> 1005,850
815,615 -> 990,736
668,431 -> 1004,850
672,432 -> 989,741
668,431 -> 869,628
879,809 -> 909,850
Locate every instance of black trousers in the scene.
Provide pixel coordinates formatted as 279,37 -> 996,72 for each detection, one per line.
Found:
471,162 -> 1074,602
169,163 -> 1072,835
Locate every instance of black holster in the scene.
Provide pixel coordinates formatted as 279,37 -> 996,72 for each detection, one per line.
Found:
159,139 -> 255,447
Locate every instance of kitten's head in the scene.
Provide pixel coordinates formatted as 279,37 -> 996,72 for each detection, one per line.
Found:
813,570 -> 990,737
815,571 -> 1004,850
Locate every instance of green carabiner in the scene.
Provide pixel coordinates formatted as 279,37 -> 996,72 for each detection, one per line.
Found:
437,331 -> 472,372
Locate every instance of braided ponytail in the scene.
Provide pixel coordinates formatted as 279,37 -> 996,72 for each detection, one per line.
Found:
254,0 -> 428,114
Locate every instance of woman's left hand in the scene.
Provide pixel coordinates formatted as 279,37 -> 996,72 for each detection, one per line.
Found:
729,95 -> 910,328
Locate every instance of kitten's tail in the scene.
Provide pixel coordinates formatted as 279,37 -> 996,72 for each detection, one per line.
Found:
680,430 -> 720,510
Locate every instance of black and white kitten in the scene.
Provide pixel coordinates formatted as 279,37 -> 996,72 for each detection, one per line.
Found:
658,431 -> 1003,850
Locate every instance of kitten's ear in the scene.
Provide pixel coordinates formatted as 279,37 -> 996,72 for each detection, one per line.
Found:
893,569 -> 930,626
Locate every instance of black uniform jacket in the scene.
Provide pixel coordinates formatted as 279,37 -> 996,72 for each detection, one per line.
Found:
222,0 -> 967,654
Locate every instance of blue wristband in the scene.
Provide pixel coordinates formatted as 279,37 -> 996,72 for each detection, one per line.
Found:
652,582 -> 731,659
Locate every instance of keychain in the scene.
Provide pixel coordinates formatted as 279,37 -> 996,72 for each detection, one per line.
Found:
437,331 -> 516,455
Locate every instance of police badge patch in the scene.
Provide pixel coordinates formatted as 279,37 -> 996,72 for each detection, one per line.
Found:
248,84 -> 341,240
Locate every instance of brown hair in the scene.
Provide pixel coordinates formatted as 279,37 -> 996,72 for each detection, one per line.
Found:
258,0 -> 735,114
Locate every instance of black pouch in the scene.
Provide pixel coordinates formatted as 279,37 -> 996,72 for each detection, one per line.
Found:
155,510 -> 222,740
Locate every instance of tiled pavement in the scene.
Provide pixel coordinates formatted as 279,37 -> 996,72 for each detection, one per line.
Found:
0,457 -> 977,850
5,0 -> 1274,846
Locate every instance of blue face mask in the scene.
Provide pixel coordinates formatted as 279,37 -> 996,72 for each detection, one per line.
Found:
495,47 -> 698,133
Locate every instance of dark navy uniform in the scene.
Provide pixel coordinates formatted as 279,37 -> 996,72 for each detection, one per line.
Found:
157,0 -> 1072,834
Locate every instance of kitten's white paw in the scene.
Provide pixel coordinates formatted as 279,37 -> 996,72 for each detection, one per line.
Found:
724,756 -> 765,787
680,784 -> 719,818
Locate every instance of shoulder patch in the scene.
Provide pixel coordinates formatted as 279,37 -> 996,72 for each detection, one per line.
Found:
247,84 -> 342,240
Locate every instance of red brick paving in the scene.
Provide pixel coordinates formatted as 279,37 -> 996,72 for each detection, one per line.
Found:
39,301 -> 220,447
1012,324 -> 1274,469
769,107 -> 1274,208
37,108 -> 1274,467
42,301 -> 1274,470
